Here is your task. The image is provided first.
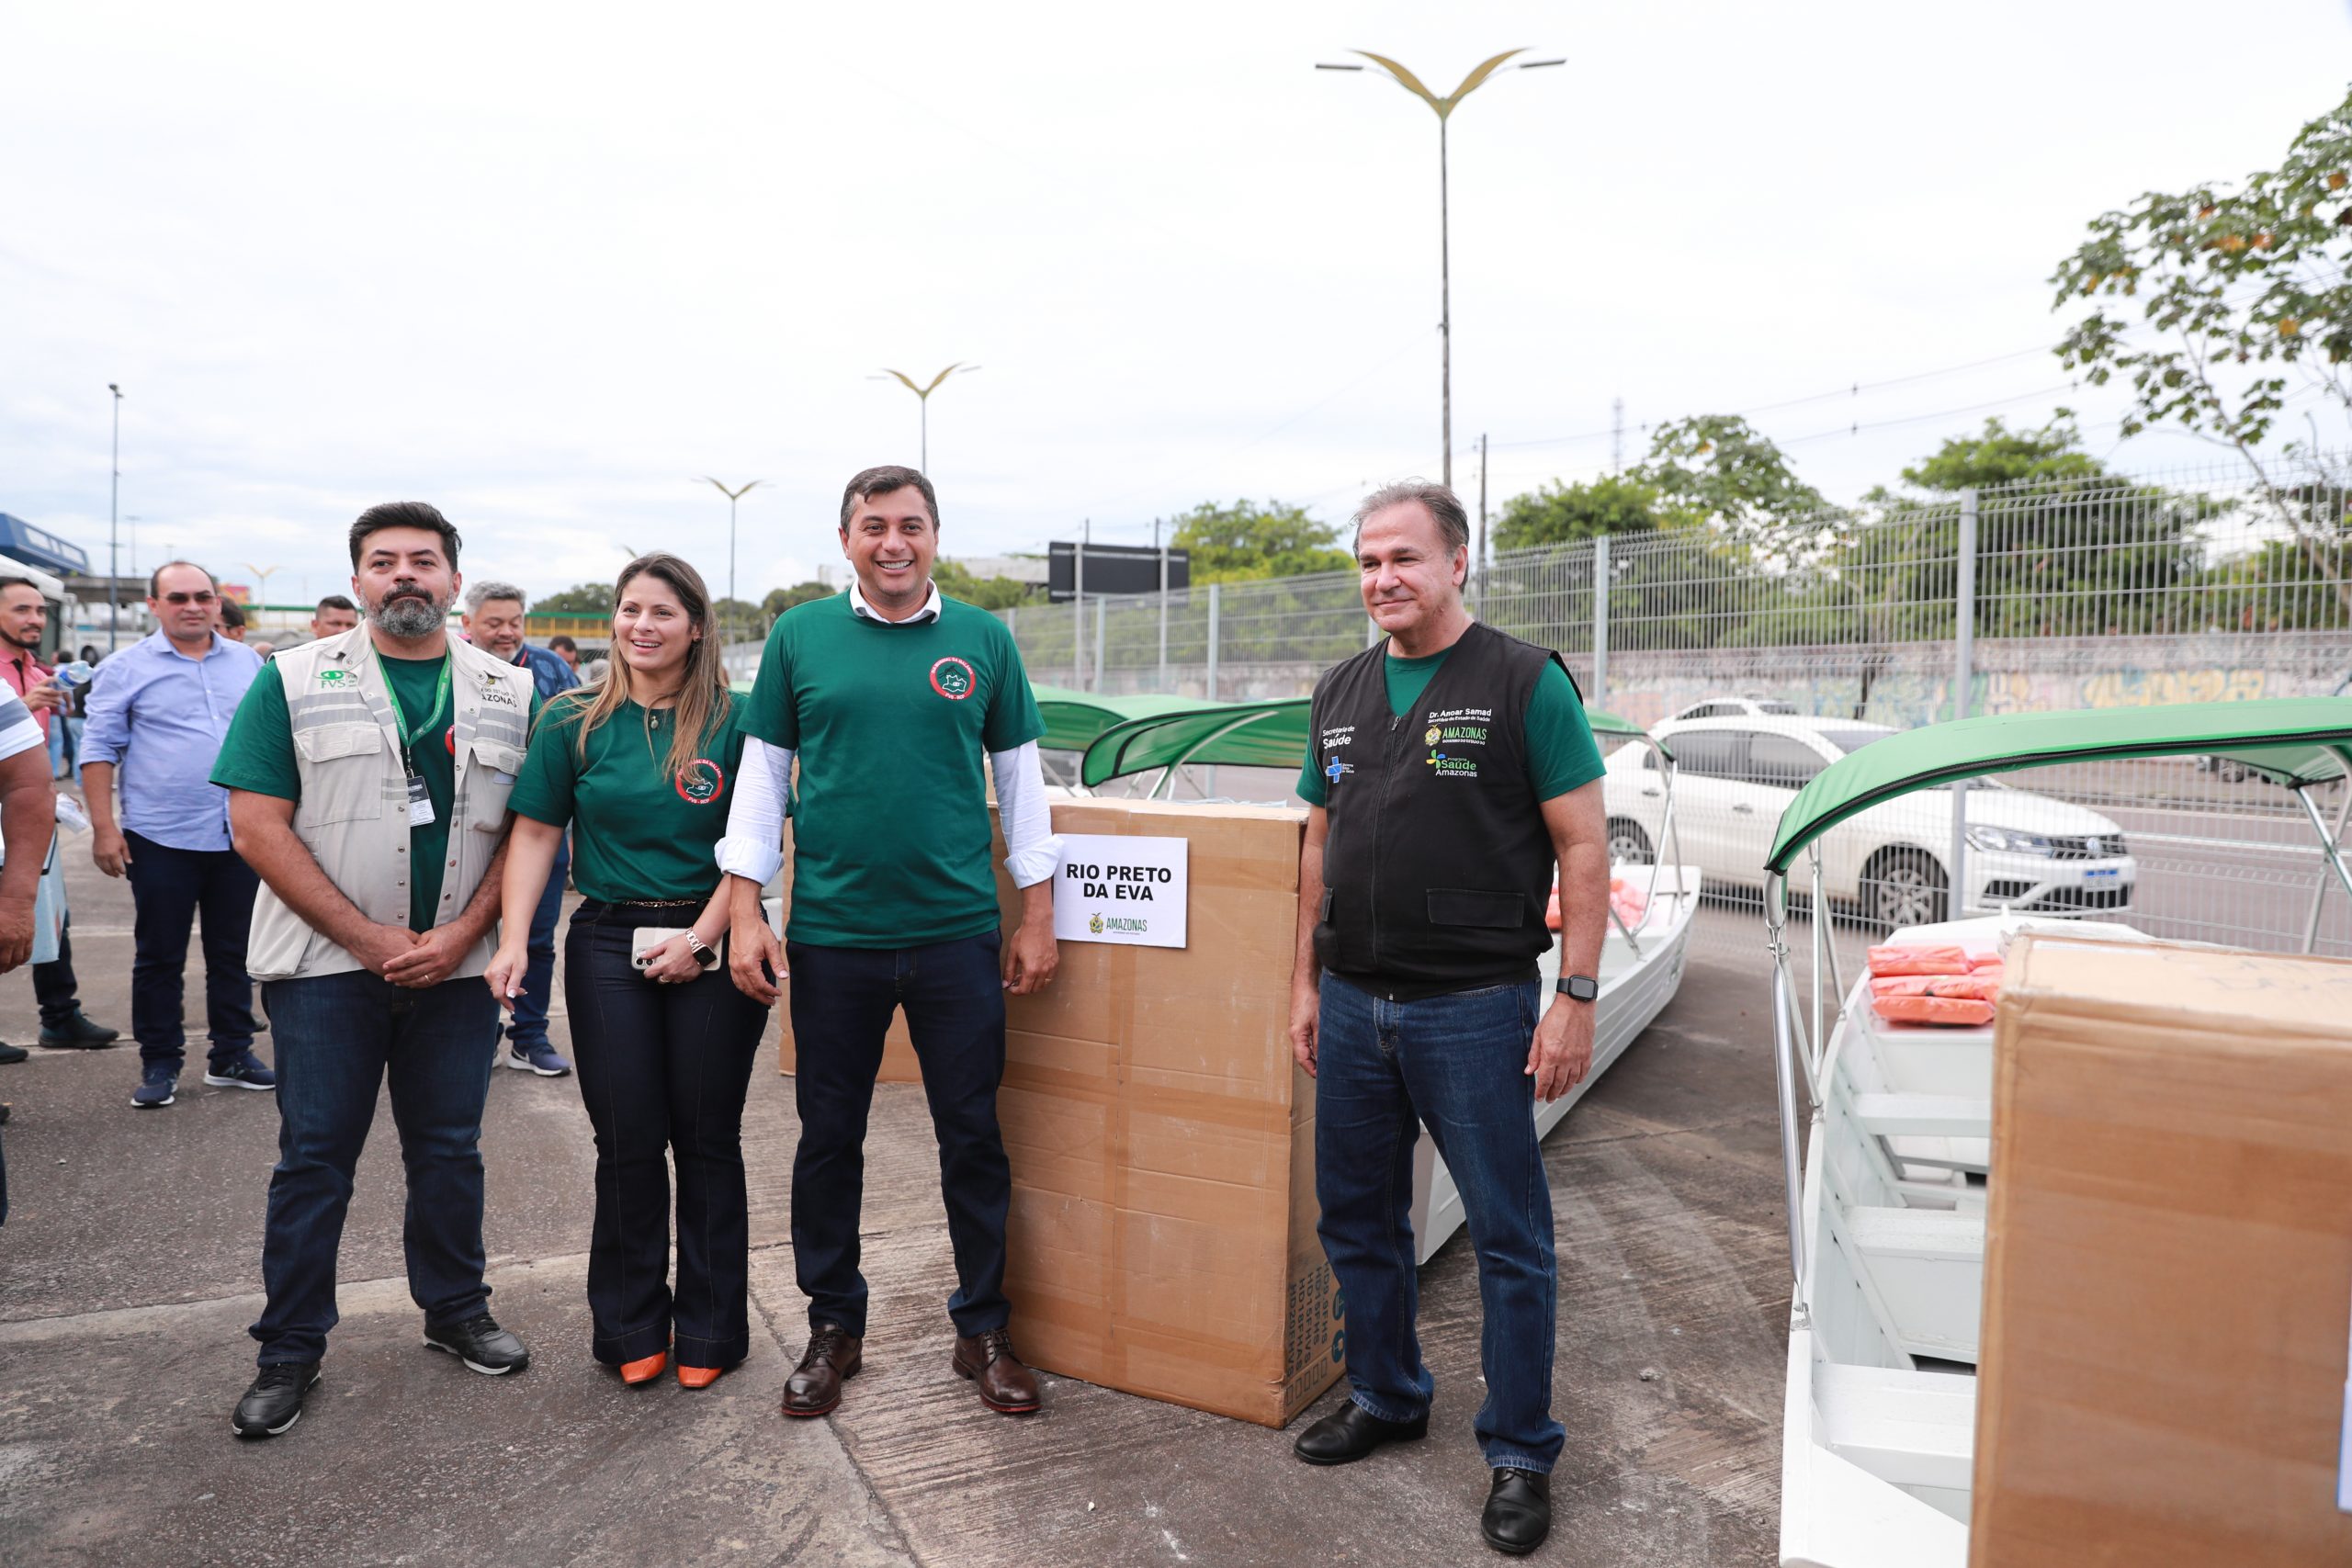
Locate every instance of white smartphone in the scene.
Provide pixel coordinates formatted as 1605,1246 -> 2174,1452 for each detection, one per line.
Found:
630,926 -> 693,969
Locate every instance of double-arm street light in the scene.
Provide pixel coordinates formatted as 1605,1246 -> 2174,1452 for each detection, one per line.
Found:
697,477 -> 764,648
1317,50 -> 1561,489
874,363 -> 979,474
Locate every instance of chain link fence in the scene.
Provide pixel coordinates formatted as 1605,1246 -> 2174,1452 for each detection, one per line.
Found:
1005,455 -> 2352,969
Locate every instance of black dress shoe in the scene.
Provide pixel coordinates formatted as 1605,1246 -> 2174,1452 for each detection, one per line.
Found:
0,1041 -> 26,1065
1292,1400 -> 1430,1465
232,1362 -> 321,1438
1481,1468 -> 1551,1556
423,1312 -> 530,1375
39,1010 -> 119,1048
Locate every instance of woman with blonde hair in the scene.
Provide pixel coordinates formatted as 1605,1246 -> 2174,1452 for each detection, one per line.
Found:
486,552 -> 765,1389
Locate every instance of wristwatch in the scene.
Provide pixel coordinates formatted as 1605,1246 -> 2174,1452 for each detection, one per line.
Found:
1556,973 -> 1599,1003
684,931 -> 720,968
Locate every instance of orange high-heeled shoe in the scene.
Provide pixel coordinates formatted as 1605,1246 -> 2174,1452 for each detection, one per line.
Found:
618,1350 -> 668,1385
676,1363 -> 726,1390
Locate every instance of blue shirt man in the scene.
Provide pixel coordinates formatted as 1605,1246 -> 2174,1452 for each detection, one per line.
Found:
79,562 -> 275,1107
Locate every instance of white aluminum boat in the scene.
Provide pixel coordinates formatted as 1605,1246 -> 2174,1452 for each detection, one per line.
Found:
1759,699 -> 2352,1567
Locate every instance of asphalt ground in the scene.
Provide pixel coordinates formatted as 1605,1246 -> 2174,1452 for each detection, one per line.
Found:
0,840 -> 1792,1568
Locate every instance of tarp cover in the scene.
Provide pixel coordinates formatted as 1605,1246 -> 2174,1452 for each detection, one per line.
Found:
1765,697 -> 2352,874
1031,687 -> 1213,755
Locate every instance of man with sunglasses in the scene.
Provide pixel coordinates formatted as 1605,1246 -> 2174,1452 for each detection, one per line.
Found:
81,561 -> 273,1110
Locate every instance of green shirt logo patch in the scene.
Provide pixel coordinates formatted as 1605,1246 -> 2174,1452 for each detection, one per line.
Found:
929,656 -> 976,701
674,759 -> 725,805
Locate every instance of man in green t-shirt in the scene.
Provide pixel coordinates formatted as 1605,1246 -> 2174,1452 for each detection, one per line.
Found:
718,465 -> 1060,1421
211,502 -> 535,1442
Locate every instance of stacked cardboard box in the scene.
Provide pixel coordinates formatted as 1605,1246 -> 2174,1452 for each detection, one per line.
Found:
1972,935 -> 2352,1565
774,795 -> 1344,1427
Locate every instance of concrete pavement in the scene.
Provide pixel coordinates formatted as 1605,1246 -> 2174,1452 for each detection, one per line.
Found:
0,848 -> 1789,1567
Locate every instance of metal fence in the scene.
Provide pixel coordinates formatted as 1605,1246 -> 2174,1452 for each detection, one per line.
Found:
1005,454 -> 2352,968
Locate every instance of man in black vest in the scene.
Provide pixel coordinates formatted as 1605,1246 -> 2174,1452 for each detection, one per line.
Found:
1286,480 -> 1609,1557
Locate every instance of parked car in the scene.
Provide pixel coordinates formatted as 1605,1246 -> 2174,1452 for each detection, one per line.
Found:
1603,716 -> 2137,927
1669,695 -> 1802,722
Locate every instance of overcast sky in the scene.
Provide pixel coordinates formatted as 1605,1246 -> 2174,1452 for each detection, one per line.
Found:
4,1 -> 2347,609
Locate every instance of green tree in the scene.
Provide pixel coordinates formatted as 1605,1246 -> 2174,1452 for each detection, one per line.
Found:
934,558 -> 1043,611
530,582 -> 612,615
1169,500 -> 1351,582
1634,414 -> 1829,552
762,581 -> 832,620
1491,474 -> 1690,551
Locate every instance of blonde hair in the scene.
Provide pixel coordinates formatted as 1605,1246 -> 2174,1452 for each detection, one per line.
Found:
552,552 -> 733,782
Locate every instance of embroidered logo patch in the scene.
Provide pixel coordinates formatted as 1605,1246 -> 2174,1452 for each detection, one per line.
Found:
1424,726 -> 1442,745
317,669 -> 352,685
929,657 -> 976,700
675,759 -> 725,805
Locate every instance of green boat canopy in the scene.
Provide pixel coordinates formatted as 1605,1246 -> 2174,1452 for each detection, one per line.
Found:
1031,687 -> 1215,755
1079,697 -> 1660,787
1764,697 -> 2352,875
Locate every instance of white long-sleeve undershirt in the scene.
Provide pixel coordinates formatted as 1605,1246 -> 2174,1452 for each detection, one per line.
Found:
712,734 -> 1062,890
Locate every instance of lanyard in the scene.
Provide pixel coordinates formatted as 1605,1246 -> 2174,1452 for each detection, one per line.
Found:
379,656 -> 452,772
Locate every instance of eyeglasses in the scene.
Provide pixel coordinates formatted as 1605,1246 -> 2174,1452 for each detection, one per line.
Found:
160,592 -> 219,606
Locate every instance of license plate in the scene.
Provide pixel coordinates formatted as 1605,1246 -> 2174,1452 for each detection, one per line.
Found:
2084,867 -> 2120,880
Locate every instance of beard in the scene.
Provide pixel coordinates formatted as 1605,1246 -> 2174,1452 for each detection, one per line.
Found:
368,583 -> 450,639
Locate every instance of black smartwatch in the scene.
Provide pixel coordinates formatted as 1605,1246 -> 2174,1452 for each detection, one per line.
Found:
1557,973 -> 1599,1003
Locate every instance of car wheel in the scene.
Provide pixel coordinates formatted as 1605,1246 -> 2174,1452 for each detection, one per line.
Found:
1605,818 -> 1654,865
1863,849 -> 1949,931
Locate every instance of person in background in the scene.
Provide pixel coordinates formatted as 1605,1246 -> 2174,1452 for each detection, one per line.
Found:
719,464 -> 1059,1422
461,581 -> 579,1077
0,577 -> 118,1063
0,686 -> 59,1216
311,596 -> 359,642
249,640 -> 277,660
488,553 -> 762,1390
1286,480 -> 1609,1559
81,562 -> 268,1109
546,635 -> 580,674
214,502 -> 535,1440
219,599 -> 249,643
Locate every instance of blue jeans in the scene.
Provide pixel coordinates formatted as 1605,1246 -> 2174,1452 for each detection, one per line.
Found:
786,931 -> 1012,1337
565,901 -> 767,1368
249,970 -> 500,1365
1314,973 -> 1565,1473
503,836 -> 567,1053
122,831 -> 261,1071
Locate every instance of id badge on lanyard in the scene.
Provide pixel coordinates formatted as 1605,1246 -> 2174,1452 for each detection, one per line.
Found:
405,772 -> 435,826
383,655 -> 452,829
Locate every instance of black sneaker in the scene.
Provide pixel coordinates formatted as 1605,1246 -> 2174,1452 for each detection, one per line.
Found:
130,1066 -> 178,1109
39,1010 -> 119,1048
423,1312 -> 530,1375
232,1362 -> 321,1438
0,1041 -> 25,1066
202,1051 -> 277,1090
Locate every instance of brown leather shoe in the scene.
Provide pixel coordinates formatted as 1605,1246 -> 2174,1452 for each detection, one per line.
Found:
782,1324 -> 860,1417
952,1326 -> 1041,1415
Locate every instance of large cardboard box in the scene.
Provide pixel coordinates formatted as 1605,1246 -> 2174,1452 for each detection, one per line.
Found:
1971,935 -> 2352,1566
774,795 -> 1341,1427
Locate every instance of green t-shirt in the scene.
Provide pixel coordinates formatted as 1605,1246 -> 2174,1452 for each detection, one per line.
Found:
213,653 -> 463,932
510,694 -> 753,903
746,592 -> 1044,948
1295,644 -> 1603,807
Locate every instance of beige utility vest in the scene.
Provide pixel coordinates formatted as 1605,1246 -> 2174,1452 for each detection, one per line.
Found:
246,629 -> 532,982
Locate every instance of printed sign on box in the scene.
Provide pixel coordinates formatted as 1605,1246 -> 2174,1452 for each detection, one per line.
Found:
1052,833 -> 1187,949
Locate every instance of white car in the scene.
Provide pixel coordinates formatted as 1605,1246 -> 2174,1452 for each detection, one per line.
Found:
1602,716 -> 2137,927
1669,695 -> 1801,722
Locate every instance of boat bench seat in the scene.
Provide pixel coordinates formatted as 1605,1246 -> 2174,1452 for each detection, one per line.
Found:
1838,1206 -> 1984,1364
1851,1092 -> 1990,1141
1814,1360 -> 1976,1495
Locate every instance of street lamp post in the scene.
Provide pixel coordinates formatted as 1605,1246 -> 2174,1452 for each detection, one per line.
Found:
875,364 -> 980,473
697,477 -> 764,651
1317,51 -> 1561,489
107,383 -> 122,652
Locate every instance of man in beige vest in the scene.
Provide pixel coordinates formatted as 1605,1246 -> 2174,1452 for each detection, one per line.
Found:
211,502 -> 535,1440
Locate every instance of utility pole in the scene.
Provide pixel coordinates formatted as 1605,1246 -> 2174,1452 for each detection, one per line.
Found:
107,383 -> 122,652
1611,396 -> 1624,473
1318,50 -> 1561,490
1476,431 -> 1488,608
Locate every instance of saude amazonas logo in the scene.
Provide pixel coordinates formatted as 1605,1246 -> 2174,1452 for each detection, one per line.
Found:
1423,705 -> 1493,780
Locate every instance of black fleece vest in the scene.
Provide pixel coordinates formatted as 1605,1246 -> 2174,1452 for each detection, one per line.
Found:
1309,621 -> 1570,998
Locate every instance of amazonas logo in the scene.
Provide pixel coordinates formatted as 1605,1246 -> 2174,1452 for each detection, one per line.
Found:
929,656 -> 977,700
675,759 -> 726,805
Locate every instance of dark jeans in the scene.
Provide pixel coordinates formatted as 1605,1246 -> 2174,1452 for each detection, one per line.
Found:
503,836 -> 568,1053
786,931 -> 1012,1338
33,915 -> 80,1030
1314,973 -> 1565,1474
249,970 -> 500,1366
565,900 -> 767,1368
123,830 -> 261,1070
